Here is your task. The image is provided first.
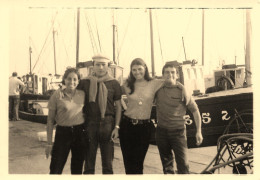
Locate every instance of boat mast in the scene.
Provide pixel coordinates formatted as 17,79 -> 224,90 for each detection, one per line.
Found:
149,9 -> 155,77
52,29 -> 57,75
202,9 -> 204,66
245,9 -> 252,86
29,46 -> 32,74
112,10 -> 116,64
76,8 -> 80,65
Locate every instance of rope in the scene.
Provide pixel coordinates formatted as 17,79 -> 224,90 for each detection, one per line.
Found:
84,12 -> 98,54
154,10 -> 164,64
117,11 -> 133,60
32,11 -> 58,72
94,11 -> 102,52
57,21 -> 70,65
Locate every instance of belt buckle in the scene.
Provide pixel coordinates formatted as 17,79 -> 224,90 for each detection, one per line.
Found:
132,119 -> 138,125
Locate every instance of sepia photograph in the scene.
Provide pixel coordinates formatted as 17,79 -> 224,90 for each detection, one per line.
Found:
1,0 -> 259,178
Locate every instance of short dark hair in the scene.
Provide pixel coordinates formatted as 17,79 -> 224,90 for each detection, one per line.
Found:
62,68 -> 80,85
12,72 -> 18,77
162,64 -> 179,75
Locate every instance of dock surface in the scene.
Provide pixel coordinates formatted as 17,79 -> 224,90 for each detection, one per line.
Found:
9,120 -> 232,174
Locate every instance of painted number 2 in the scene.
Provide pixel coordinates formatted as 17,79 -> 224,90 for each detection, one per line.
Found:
222,110 -> 231,121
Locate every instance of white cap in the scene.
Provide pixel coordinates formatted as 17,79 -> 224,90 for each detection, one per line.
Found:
92,54 -> 111,63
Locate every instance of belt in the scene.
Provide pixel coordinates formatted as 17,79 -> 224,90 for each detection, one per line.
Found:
57,123 -> 84,129
124,116 -> 151,125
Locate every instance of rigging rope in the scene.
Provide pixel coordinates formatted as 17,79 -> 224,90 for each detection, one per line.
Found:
84,12 -> 98,55
94,11 -> 102,53
117,11 -> 133,61
57,21 -> 70,66
154,10 -> 164,64
32,11 -> 58,72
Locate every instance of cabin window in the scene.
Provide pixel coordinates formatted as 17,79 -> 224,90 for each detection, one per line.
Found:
190,68 -> 195,79
187,69 -> 191,79
236,69 -> 242,78
193,68 -> 197,79
199,68 -> 203,78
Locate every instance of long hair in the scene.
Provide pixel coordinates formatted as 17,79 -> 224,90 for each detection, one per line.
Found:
62,67 -> 80,85
126,58 -> 152,94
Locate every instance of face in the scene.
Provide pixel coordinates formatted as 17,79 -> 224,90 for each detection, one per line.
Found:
131,65 -> 146,80
163,67 -> 178,84
93,61 -> 109,77
64,72 -> 79,90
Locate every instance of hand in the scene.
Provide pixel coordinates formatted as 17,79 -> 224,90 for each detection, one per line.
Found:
195,131 -> 203,146
110,128 -> 119,142
45,145 -> 53,159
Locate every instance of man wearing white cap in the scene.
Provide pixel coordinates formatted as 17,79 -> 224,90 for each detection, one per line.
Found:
77,54 -> 122,174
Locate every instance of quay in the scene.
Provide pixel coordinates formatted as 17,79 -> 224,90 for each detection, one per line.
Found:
9,119 -> 225,174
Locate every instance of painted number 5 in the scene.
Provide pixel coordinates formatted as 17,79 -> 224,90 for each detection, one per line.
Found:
202,113 -> 211,124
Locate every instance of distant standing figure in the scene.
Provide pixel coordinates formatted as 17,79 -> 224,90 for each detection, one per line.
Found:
9,72 -> 24,121
155,63 -> 203,174
45,68 -> 86,174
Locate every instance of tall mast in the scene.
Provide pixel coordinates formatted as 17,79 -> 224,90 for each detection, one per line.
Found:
112,10 -> 116,64
245,9 -> 252,85
52,29 -> 57,75
149,9 -> 155,77
29,46 -> 32,74
76,8 -> 80,65
202,9 -> 205,66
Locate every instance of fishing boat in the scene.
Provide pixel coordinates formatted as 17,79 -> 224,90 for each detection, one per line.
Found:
147,9 -> 253,148
18,29 -> 63,123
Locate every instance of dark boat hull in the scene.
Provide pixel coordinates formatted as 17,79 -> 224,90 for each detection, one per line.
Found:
19,111 -> 47,124
19,93 -> 50,124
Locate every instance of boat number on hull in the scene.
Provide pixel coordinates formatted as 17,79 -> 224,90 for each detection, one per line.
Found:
184,110 -> 231,125
221,110 -> 231,121
202,113 -> 211,124
183,115 -> 193,125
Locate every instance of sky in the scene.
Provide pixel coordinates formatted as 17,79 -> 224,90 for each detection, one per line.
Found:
7,6 -> 259,78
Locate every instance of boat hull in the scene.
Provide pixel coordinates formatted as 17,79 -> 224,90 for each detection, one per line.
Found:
19,110 -> 47,124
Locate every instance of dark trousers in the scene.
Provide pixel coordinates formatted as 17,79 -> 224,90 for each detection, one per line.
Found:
83,116 -> 115,174
9,95 -> 20,121
119,116 -> 152,174
50,124 -> 86,174
155,126 -> 189,174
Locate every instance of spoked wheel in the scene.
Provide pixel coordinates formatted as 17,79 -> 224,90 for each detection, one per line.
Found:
216,75 -> 234,90
201,134 -> 253,174
223,109 -> 253,134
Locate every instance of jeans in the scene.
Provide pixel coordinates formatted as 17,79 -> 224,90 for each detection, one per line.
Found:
119,115 -> 152,174
9,95 -> 20,121
83,116 -> 115,174
155,126 -> 189,174
50,124 -> 86,174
